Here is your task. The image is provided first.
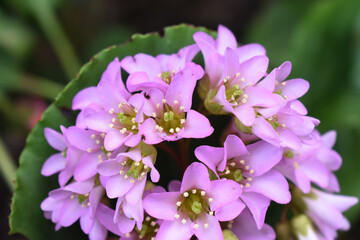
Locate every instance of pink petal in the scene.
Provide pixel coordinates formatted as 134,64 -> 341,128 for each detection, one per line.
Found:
277,79 -> 309,101
85,111 -> 112,133
215,199 -> 245,221
125,178 -> 146,204
276,61 -> 292,81
121,53 -> 162,78
246,170 -> 290,204
41,153 -> 65,176
240,192 -> 270,229
105,174 -> 133,199
216,25 -> 237,54
181,162 -> 211,193
141,118 -> 163,144
72,87 -> 100,110
143,192 -> 179,220
194,145 -> 224,175
44,128 -> 66,151
104,130 -> 129,151
74,153 -> 101,181
58,198 -> 86,227
182,110 -> 214,139
209,179 -> 241,210
66,127 -> 101,151
156,220 -> 193,240
97,159 -> 122,176
233,104 -> 255,127
238,56 -> 268,87
245,87 -> 277,107
194,214 -> 222,240
252,117 -> 280,147
236,43 -> 266,64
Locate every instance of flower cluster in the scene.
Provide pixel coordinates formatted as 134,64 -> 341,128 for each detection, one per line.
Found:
41,25 -> 357,240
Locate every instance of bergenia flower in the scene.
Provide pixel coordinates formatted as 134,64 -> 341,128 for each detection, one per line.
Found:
136,66 -> 213,144
291,187 -> 358,240
276,130 -> 342,194
195,134 -> 291,228
143,162 -> 241,240
121,44 -> 200,93
78,58 -> 147,150
228,208 -> 276,240
40,178 -> 106,240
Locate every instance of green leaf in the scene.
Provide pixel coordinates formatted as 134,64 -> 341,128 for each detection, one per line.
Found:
9,24 -> 213,240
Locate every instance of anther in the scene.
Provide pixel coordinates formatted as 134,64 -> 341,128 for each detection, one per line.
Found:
131,125 -> 137,130
151,221 -> 156,227
281,82 -> 287,86
194,224 -> 199,229
240,77 -> 245,82
176,201 -> 182,206
120,128 -> 127,133
208,198 -> 213,202
175,127 -> 181,133
152,112 -> 157,117
250,169 -> 254,174
130,179 -> 135,183
181,219 -> 187,224
135,162 -> 140,166
174,214 -> 180,219
200,191 -> 206,196
91,134 -> 96,139
124,175 -> 129,179
87,148 -> 92,153
146,216 -> 151,221
180,119 -> 186,124
144,165 -> 149,170
204,223 -> 209,229
236,72 -> 241,77
246,183 -> 251,187
98,155 -> 102,159
154,228 -> 159,233
281,124 -> 286,129
230,162 -> 236,167
125,233 -> 130,237
294,162 -> 300,169
70,195 -> 75,199
156,103 -> 161,108
245,165 -> 250,170
183,192 -> 189,197
131,117 -> 136,123
174,100 -> 179,105
112,118 -> 116,123
109,108 -> 114,114
109,123 -> 114,128
101,133 -> 105,138
96,140 -> 100,144
209,211 -> 214,216
180,106 -> 185,111
247,177 -> 253,181
192,189 -> 197,194
239,160 -> 245,165
162,99 -> 167,103
120,170 -> 124,175
169,128 -> 174,133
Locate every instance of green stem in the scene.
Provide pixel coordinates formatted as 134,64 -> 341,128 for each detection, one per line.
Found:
30,3 -> 81,79
18,74 -> 64,100
0,137 -> 16,191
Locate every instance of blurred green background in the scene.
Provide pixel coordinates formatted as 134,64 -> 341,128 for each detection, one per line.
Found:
0,0 -> 359,239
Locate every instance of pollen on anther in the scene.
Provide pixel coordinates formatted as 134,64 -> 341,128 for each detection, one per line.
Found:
175,127 -> 181,133
245,165 -> 250,170
144,165 -> 149,170
169,128 -> 175,133
109,123 -> 114,128
204,223 -> 209,229
162,99 -> 167,103
87,148 -> 92,153
281,124 -> 286,129
200,191 -> 206,196
70,195 -> 75,199
240,77 -> 245,82
194,224 -> 199,229
112,118 -> 116,123
91,134 -> 96,139
236,72 -> 241,77
120,128 -> 127,133
125,233 -> 130,237
209,211 -> 214,216
246,183 -> 251,187
247,177 -> 253,182
180,119 -> 186,124
174,100 -> 179,105
124,175 -> 129,179
152,112 -> 157,117
120,170 -> 124,175
176,201 -> 182,206
240,160 -> 245,165
151,221 -> 156,227
174,214 -> 180,219
96,140 -> 100,144
181,219 -> 187,224
281,82 -> 287,86
146,216 -> 151,221
131,125 -> 137,130
192,189 -> 197,194
131,117 -> 136,123
180,106 -> 185,111
109,108 -> 114,114
250,169 -> 254,174
156,103 -> 161,108
101,133 -> 105,138
183,192 -> 189,197
208,198 -> 213,202
154,228 -> 159,233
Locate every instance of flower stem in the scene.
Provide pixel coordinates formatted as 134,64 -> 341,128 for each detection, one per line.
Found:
0,137 -> 16,191
30,2 -> 81,79
177,139 -> 191,174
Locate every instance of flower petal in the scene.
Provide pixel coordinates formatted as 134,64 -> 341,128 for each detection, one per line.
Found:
181,162 -> 211,193
240,192 -> 271,229
209,179 -> 241,210
194,145 -> 224,175
156,220 -> 193,240
72,87 -> 100,110
143,192 -> 179,220
194,214 -> 223,240
41,153 -> 65,176
44,128 -> 66,151
182,110 -> 214,139
215,199 -> 245,221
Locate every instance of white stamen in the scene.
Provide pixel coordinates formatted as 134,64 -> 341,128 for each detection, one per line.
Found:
240,77 -> 245,82
180,106 -> 185,111
162,99 -> 167,103
204,223 -> 209,229
96,140 -> 100,144
152,112 -> 157,117
151,221 -> 156,227
208,198 -> 213,203
109,108 -> 114,114
209,211 -> 214,216
112,118 -> 116,123
200,191 -> 206,196
87,148 -> 92,153
146,216 -> 151,221
194,224 -> 199,229
169,128 -> 174,133
180,119 -> 186,124
236,72 -> 241,77
174,100 -> 179,105
109,123 -> 114,128
91,134 -> 96,139
156,103 -> 161,108
183,192 -> 189,197
281,82 -> 287,86
192,189 -> 197,194
131,117 -> 136,123
181,219 -> 187,224
175,127 -> 181,133
176,201 -> 182,206
174,214 -> 180,219
239,160 -> 245,165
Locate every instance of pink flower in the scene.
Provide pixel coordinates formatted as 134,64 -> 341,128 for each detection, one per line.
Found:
143,162 -> 241,240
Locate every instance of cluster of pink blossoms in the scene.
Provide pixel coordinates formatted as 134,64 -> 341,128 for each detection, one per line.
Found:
40,25 -> 357,240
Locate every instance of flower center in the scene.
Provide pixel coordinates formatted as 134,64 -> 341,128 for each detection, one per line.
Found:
175,189 -> 212,222
154,100 -> 186,135
160,71 -> 174,84
108,103 -> 139,134
218,159 -> 254,188
129,215 -> 159,240
119,158 -> 149,183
